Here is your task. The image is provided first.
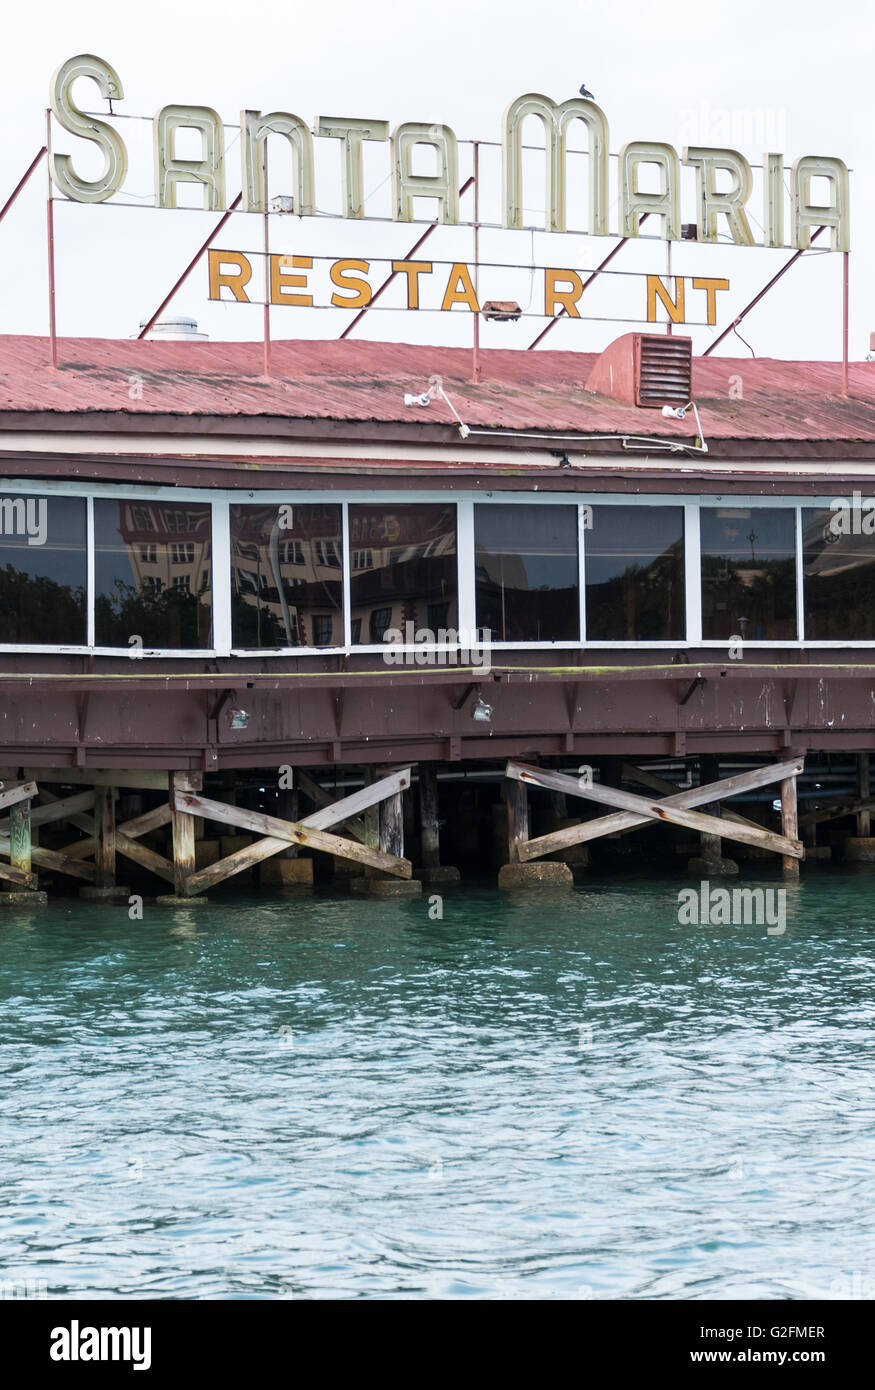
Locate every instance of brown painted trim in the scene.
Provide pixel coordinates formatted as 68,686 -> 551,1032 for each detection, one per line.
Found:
2,408 -> 875,459
0,452 -> 872,494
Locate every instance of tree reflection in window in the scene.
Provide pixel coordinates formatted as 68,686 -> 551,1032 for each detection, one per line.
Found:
585,506 -> 685,641
701,507 -> 796,641
94,500 -> 212,649
0,495 -> 86,644
230,503 -> 343,648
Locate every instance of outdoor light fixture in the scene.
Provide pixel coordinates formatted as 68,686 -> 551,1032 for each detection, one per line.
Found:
401,374 -> 471,438
661,400 -> 708,453
229,708 -> 250,729
472,695 -> 493,723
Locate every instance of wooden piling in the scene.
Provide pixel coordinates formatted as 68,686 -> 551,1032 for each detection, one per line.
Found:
857,753 -> 870,837
419,764 -> 440,869
170,772 -> 198,896
10,799 -> 32,881
781,772 -> 800,878
93,785 -> 116,888
505,778 -> 529,864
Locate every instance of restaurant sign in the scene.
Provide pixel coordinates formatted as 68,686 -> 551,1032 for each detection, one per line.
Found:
49,55 -> 850,253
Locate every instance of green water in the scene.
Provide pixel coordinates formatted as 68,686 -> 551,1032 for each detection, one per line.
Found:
1,874 -> 874,1300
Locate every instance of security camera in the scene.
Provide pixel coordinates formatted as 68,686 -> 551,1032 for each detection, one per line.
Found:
662,404 -> 689,420
403,392 -> 432,408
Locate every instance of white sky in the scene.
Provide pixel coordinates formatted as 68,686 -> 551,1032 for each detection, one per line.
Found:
0,0 -> 870,360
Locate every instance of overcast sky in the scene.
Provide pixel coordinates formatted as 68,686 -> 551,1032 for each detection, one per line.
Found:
0,0 -> 869,361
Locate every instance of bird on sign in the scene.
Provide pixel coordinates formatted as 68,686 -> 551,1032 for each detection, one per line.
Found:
579,82 -> 595,99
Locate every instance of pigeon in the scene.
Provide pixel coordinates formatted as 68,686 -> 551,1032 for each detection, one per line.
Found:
579,82 -> 595,99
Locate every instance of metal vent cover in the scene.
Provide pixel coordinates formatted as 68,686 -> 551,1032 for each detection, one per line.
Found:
636,335 -> 692,408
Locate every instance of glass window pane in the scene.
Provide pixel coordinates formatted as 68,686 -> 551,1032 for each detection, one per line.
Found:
585,505 -> 685,640
0,494 -> 86,644
349,504 -> 457,644
474,504 -> 578,642
94,500 -> 212,648
701,507 -> 796,641
230,503 -> 343,648
803,506 -> 875,639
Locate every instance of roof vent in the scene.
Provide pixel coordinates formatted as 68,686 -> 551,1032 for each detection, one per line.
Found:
136,316 -> 208,341
585,332 -> 692,408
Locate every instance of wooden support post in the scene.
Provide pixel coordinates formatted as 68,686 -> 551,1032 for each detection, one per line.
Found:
362,768 -> 380,850
505,778 -> 529,864
857,754 -> 870,837
93,785 -> 117,889
419,764 -> 440,869
277,786 -> 299,858
699,754 -> 724,866
170,772 -> 198,897
379,790 -> 404,861
781,773 -> 800,878
10,799 -> 32,882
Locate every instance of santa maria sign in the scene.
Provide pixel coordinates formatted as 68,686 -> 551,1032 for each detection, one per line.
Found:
49,53 -> 851,252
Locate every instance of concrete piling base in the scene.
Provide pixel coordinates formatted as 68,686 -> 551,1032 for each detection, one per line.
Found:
843,837 -> 875,862
687,856 -> 739,877
350,877 -> 422,898
79,885 -> 131,903
498,861 -> 573,890
155,894 -> 211,905
416,865 -> 461,886
260,858 -> 314,886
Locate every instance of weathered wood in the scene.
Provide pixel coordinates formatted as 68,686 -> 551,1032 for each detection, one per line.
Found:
858,756 -> 870,832
117,803 -> 173,840
170,771 -> 197,896
184,836 -> 291,895
30,846 -> 95,881
419,763 -> 440,869
115,832 -> 175,885
296,769 -> 366,843
301,767 -> 410,833
0,790 -> 96,834
9,801 -> 32,878
510,760 -> 804,860
699,754 -> 723,864
620,763 -> 762,832
173,790 -> 412,878
0,781 -> 39,812
781,774 -> 800,877
93,786 -> 117,888
0,859 -> 37,889
277,786 -> 299,859
505,778 -> 529,864
380,791 -> 404,860
14,768 -> 187,790
799,794 -> 875,829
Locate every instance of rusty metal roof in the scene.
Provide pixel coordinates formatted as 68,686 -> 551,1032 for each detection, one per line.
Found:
0,334 -> 873,443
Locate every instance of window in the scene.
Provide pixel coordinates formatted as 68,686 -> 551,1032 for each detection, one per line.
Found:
474,504 -> 578,642
229,503 -> 343,648
349,504 -> 457,644
369,606 -> 393,643
312,614 -> 335,645
585,506 -> 685,641
94,500 -> 212,648
0,494 -> 87,645
701,507 -> 796,640
802,507 -> 875,639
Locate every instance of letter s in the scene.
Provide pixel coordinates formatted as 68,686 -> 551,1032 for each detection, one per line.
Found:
50,55 -> 127,202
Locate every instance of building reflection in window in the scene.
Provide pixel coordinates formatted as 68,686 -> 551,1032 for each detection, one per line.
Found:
0,494 -> 86,644
348,504 -> 457,644
94,500 -> 212,648
585,505 -> 685,641
803,506 -> 875,639
701,507 -> 796,641
474,504 -> 578,642
230,503 -> 343,648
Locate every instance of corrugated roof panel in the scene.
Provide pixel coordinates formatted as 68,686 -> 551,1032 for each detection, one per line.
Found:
0,335 -> 872,442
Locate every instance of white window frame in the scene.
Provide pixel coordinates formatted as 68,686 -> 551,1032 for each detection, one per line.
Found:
0,478 -> 868,656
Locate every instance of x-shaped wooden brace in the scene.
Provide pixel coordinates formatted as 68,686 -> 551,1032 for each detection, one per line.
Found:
507,758 -> 804,861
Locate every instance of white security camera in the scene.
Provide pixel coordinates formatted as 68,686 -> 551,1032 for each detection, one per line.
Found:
403,392 -> 432,408
662,404 -> 689,420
